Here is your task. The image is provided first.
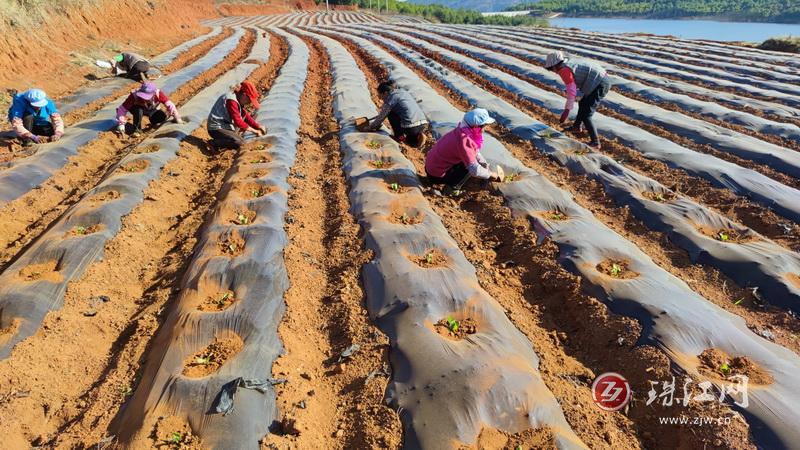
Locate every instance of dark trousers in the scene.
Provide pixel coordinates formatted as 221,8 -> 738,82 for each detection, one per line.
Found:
426,163 -> 470,189
130,107 -> 167,131
22,114 -> 54,138
574,78 -> 611,143
122,61 -> 151,81
209,128 -> 244,150
387,111 -> 427,148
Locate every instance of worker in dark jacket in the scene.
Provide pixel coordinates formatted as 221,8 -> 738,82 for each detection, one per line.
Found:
110,52 -> 151,81
366,80 -> 428,147
207,81 -> 266,150
544,51 -> 611,149
7,88 -> 64,146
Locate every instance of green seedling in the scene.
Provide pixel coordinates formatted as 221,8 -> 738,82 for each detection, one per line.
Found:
733,297 -> 744,306
75,226 -> 88,235
216,292 -> 234,306
610,263 -> 623,277
236,213 -> 249,225
254,144 -> 266,151
446,316 -> 459,333
717,231 -> 730,242
228,243 -> 239,254
425,252 -> 434,265
389,182 -> 400,192
366,140 -> 381,149
118,384 -> 133,400
168,432 -> 183,444
504,173 -> 517,183
252,157 -> 267,164
373,160 -> 384,168
653,193 -> 665,202
399,213 -> 410,224
195,356 -> 211,365
549,212 -> 565,221
719,363 -> 731,375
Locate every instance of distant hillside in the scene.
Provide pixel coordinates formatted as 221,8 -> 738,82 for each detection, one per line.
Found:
403,0 -> 531,13
507,0 -> 800,23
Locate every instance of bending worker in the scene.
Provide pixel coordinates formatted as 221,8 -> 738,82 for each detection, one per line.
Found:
116,82 -> 182,137
110,52 -> 151,81
366,80 -> 428,148
544,51 -> 611,149
207,81 -> 266,150
7,88 -> 64,146
425,108 -> 501,192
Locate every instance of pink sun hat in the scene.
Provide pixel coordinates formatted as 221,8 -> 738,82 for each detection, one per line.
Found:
134,82 -> 157,100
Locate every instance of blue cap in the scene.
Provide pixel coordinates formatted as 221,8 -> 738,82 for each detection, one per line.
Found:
24,89 -> 48,108
463,108 -> 496,127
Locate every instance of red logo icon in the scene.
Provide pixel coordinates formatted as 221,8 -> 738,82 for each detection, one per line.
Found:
592,372 -> 631,411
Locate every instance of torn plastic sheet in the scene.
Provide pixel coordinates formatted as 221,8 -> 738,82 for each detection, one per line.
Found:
0,29 -> 265,361
296,27 -> 586,450
0,28 -> 246,206
212,377 -> 287,415
351,25 -> 800,225
112,28 -> 307,449
317,26 -> 800,449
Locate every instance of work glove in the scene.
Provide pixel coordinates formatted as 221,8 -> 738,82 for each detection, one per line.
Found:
50,132 -> 63,142
559,109 -> 571,123
116,124 -> 126,135
30,135 -> 41,144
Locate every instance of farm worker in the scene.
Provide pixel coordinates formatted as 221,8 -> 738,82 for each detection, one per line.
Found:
544,51 -> 611,149
109,52 -> 151,81
207,81 -> 266,150
116,82 -> 183,137
424,108 -> 501,192
366,80 -> 428,148
7,88 -> 64,146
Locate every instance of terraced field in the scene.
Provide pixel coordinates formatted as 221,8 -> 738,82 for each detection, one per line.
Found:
0,10 -> 798,450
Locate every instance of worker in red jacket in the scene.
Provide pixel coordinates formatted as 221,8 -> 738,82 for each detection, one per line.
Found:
544,51 -> 611,149
206,81 -> 266,150
116,82 -> 182,137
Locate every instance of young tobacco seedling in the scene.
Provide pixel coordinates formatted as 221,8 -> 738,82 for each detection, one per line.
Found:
366,140 -> 381,149
168,432 -> 183,444
195,356 -> 211,365
75,226 -> 88,235
236,213 -> 249,225
389,182 -> 400,192
399,213 -> 409,224
720,363 -> 731,375
717,231 -> 730,242
425,252 -> 434,265
216,292 -> 233,305
610,263 -> 623,277
550,212 -> 565,221
446,316 -> 459,333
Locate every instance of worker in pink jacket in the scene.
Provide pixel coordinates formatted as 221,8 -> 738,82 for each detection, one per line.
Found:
115,82 -> 182,137
544,51 -> 611,149
425,108 -> 501,193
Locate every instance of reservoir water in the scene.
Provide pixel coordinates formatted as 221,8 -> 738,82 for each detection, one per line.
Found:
547,17 -> 800,42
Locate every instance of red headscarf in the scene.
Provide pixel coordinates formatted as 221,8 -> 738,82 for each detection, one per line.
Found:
235,81 -> 260,110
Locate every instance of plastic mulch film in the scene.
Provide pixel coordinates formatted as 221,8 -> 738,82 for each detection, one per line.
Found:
111,28 -> 305,449
404,25 -> 800,146
295,27 -> 587,450
55,27 -> 224,117
332,24 -> 800,311
538,27 -> 800,82
0,31 -> 269,362
0,28 -> 247,206
316,26 -> 800,449
348,25 -> 800,225
471,26 -> 800,110
440,24 -> 800,121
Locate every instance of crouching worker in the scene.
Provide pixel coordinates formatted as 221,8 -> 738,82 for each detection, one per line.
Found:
366,80 -> 428,148
207,81 -> 266,151
8,88 -> 64,146
116,82 -> 182,137
110,52 -> 151,81
544,50 -> 610,149
425,108 -> 501,193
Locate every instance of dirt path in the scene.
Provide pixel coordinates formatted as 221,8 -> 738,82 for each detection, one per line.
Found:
0,29 -> 255,274
264,31 -> 402,450
373,31 -> 800,253
0,127 -> 235,448
335,31 -> 761,449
